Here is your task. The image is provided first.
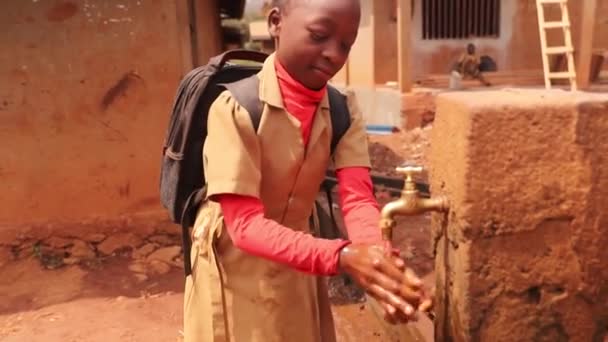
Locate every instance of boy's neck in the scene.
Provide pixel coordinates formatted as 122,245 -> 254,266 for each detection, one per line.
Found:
274,56 -> 328,92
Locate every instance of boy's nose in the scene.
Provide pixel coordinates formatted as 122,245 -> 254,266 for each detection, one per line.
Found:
321,41 -> 344,67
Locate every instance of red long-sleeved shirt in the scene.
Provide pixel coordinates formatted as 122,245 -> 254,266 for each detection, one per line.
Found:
215,59 -> 382,276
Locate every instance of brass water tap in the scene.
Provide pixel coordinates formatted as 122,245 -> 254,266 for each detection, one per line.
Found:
379,165 -> 449,241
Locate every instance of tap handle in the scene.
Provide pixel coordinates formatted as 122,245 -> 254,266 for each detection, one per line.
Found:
395,164 -> 424,183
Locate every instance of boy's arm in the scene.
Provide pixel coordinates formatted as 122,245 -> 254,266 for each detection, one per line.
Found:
335,167 -> 383,244
217,194 -> 350,275
455,54 -> 464,66
330,91 -> 384,243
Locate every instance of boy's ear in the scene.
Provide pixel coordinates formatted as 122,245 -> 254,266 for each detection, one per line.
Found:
267,7 -> 281,39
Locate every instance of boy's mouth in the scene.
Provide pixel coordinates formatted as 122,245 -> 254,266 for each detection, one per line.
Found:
312,66 -> 334,79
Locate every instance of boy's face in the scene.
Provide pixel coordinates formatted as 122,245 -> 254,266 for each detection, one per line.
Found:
268,0 -> 360,89
467,44 -> 476,55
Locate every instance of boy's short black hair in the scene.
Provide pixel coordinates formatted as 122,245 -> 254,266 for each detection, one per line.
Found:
271,0 -> 307,11
271,0 -> 288,9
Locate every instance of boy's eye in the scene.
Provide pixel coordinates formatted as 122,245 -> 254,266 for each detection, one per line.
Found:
309,31 -> 328,42
340,42 -> 352,53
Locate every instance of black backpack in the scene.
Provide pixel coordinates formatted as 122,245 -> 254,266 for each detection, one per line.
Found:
160,50 -> 351,275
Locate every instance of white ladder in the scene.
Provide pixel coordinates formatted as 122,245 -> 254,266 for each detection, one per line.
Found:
535,0 -> 577,91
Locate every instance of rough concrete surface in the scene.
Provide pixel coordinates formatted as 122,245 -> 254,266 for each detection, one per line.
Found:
401,90 -> 438,130
429,89 -> 608,341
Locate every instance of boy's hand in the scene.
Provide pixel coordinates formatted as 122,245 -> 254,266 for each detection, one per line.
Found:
338,244 -> 424,323
386,268 -> 429,324
419,287 -> 435,318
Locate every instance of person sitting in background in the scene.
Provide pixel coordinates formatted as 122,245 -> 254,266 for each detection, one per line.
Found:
450,43 -> 492,89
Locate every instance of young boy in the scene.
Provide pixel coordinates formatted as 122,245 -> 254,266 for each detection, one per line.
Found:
452,43 -> 491,87
183,0 -> 430,340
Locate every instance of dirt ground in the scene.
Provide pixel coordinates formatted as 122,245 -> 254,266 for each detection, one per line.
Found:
0,129 -> 435,342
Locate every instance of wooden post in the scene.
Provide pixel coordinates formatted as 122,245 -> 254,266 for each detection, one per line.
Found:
175,0 -> 195,75
577,0 -> 597,88
193,0 -> 223,66
397,0 -> 412,93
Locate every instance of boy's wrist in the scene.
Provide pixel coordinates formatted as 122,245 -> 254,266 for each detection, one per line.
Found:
337,243 -> 352,274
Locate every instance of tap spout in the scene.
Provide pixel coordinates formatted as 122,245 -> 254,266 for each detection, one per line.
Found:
379,194 -> 449,241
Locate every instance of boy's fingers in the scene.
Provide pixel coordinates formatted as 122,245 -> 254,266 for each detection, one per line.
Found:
374,258 -> 406,285
379,301 -> 398,325
380,302 -> 412,325
367,269 -> 400,295
368,284 -> 413,317
387,303 -> 413,324
419,298 -> 433,313
419,288 -> 435,313
369,262 -> 425,311
399,286 -> 422,308
404,268 -> 423,290
393,256 -> 405,270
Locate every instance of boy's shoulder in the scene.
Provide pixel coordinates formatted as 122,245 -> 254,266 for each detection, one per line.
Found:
335,87 -> 361,114
209,89 -> 237,111
208,89 -> 257,128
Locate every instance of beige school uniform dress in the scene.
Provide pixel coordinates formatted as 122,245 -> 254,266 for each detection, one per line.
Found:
183,53 -> 371,342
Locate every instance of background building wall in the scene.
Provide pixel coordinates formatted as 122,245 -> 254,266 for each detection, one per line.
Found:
0,0 -> 201,236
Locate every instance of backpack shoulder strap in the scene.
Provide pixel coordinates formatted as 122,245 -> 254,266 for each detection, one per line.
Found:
321,86 -> 352,241
222,75 -> 263,132
327,86 -> 351,155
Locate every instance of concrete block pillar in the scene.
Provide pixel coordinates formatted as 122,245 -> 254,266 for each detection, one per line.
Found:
429,90 -> 608,341
193,0 -> 222,65
347,0 -> 375,87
